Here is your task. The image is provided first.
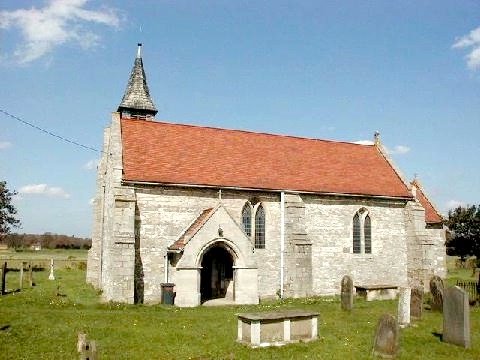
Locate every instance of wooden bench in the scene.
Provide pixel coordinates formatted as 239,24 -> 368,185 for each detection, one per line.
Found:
237,310 -> 319,347
355,285 -> 398,301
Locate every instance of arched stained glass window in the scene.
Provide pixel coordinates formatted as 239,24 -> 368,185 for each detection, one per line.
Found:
241,203 -> 252,236
353,213 -> 361,254
254,204 -> 265,249
364,215 -> 371,253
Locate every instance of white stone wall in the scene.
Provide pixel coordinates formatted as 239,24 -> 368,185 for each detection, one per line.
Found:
135,187 -> 281,303
303,195 -> 409,295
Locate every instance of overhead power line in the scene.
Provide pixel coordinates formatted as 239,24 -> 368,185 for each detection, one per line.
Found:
0,108 -> 100,153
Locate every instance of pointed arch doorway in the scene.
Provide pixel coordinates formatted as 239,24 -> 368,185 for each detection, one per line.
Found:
200,243 -> 234,303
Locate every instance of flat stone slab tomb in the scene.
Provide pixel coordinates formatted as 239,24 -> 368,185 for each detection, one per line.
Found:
237,310 -> 319,347
355,285 -> 399,301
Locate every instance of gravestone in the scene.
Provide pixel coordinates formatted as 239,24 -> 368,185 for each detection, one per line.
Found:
48,258 -> 55,281
77,332 -> 97,360
372,314 -> 399,358
19,262 -> 25,290
443,286 -> 470,348
429,276 -> 444,312
341,275 -> 353,311
397,287 -> 410,328
410,287 -> 424,319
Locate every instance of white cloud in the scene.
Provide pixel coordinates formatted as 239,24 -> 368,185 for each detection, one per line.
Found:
89,198 -> 95,205
0,0 -> 121,64
453,26 -> 480,70
353,140 -> 374,145
446,199 -> 465,210
387,145 -> 411,155
0,141 -> 12,149
19,183 -> 70,199
83,158 -> 99,170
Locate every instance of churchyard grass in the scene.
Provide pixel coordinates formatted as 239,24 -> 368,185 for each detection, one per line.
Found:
0,255 -> 479,359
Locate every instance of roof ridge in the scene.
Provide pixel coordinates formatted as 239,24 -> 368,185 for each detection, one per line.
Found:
121,117 -> 375,147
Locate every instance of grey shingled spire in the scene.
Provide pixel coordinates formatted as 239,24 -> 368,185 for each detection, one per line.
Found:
118,43 -> 158,117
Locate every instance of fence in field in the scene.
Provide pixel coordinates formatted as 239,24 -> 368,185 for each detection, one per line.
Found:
0,258 -> 86,270
456,280 -> 480,304
0,258 -> 87,296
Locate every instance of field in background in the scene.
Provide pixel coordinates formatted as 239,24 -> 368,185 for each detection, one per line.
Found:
0,252 -> 478,359
0,249 -> 87,270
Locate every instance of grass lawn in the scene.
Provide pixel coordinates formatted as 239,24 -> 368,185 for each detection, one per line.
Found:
0,253 -> 479,359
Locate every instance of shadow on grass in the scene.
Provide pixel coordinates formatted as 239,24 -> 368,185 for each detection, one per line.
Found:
432,331 -> 443,341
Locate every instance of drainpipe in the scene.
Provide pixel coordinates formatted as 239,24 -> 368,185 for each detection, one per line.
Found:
164,254 -> 169,283
280,191 -> 285,298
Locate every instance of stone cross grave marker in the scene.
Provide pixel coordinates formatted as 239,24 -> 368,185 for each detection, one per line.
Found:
443,286 -> 470,348
397,287 -> 410,328
410,287 -> 424,320
372,314 -> 399,358
48,259 -> 55,281
341,275 -> 353,311
429,276 -> 444,312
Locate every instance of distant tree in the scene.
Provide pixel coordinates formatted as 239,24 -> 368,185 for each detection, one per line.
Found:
0,181 -> 20,242
446,205 -> 480,266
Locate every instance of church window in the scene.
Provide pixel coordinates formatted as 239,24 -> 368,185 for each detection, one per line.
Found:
364,215 -> 371,254
353,213 -> 361,253
241,203 -> 252,236
352,209 -> 372,254
254,204 -> 265,249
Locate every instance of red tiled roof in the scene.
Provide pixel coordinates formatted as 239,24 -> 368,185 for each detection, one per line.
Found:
169,208 -> 215,250
121,118 -> 412,198
412,180 -> 443,224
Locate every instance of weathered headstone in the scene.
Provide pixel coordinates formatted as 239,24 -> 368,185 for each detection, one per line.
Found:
443,286 -> 470,348
1,262 -> 7,295
410,287 -> 424,319
429,276 -> 444,312
397,287 -> 410,328
19,262 -> 25,290
341,275 -> 353,311
48,258 -> 55,281
78,332 -> 97,360
372,314 -> 399,358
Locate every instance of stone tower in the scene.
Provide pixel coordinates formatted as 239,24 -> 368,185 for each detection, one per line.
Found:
118,43 -> 158,118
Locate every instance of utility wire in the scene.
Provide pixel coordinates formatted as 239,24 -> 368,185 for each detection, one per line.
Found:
0,108 -> 100,153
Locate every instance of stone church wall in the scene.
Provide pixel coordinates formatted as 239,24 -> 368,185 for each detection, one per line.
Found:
303,195 -> 409,295
134,187 -> 281,303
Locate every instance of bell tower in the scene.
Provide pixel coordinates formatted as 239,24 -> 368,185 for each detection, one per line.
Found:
117,43 -> 158,119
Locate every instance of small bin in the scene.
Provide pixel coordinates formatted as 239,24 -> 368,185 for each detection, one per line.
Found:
161,283 -> 175,305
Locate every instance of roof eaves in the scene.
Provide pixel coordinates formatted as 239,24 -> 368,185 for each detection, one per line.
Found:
123,179 -> 413,201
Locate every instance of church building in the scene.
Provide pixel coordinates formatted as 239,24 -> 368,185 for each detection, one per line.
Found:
86,44 -> 446,306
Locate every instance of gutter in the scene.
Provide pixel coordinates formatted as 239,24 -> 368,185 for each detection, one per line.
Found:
122,180 -> 413,202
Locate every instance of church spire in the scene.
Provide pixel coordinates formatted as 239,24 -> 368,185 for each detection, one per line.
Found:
118,43 -> 158,118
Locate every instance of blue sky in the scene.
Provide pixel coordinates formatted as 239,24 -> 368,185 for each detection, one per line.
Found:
1,0 -> 479,237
